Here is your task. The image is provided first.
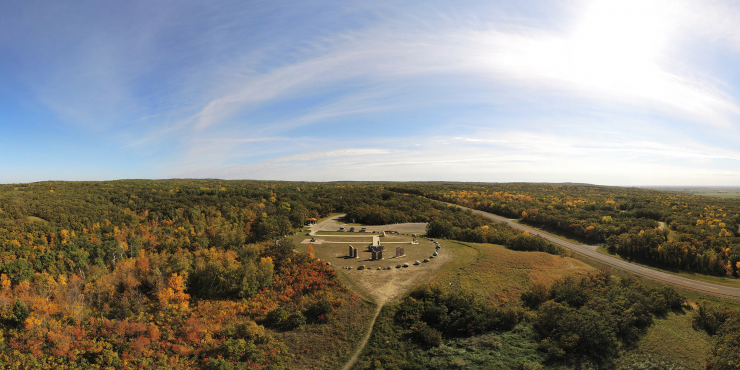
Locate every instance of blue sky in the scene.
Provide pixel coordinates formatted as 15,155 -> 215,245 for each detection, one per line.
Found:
2,0 -> 740,185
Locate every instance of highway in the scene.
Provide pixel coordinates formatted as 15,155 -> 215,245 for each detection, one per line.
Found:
454,204 -> 740,299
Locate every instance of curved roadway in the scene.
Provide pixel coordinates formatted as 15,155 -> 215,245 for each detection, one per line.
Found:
455,205 -> 740,299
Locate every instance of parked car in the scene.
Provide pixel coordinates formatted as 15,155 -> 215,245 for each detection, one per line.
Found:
349,227 -> 355,232
339,226 -> 345,231
360,227 -> 367,232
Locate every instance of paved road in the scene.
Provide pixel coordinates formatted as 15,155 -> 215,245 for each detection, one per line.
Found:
307,214 -> 346,235
454,204 -> 740,299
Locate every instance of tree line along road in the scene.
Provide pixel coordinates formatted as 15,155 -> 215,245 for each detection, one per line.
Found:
451,203 -> 740,299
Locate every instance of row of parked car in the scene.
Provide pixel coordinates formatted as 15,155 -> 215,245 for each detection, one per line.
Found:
339,226 -> 366,232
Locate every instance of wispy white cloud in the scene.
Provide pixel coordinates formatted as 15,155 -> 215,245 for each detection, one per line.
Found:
184,0 -> 740,137
177,148 -> 396,178
174,126 -> 740,185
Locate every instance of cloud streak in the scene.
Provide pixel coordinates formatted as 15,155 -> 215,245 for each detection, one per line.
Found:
186,0 -> 740,136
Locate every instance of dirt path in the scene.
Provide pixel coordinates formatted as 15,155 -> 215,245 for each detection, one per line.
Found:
341,300 -> 384,370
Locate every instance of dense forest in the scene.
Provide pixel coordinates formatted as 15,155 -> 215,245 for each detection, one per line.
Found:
0,180 -> 738,368
0,180 -> 551,368
389,183 -> 740,277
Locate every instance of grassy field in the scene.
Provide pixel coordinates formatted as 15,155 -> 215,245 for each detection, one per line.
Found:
431,241 -> 593,305
687,189 -> 740,199
622,311 -> 711,370
26,216 -> 48,224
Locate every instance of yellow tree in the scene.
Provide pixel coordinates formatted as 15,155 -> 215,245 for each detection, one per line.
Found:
306,244 -> 315,259
158,273 -> 190,312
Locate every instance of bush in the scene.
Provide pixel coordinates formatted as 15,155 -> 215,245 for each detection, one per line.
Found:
531,274 -> 685,366
706,317 -> 740,370
521,283 -> 549,309
692,301 -> 736,335
286,312 -> 306,329
396,284 -> 520,344
265,307 -> 288,329
417,324 -> 443,347
305,299 -> 334,323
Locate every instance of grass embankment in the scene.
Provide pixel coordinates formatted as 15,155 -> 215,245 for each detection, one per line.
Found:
433,241 -> 592,304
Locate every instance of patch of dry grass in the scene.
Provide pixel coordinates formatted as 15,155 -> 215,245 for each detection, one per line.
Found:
432,242 -> 593,305
629,311 -> 711,370
273,289 -> 377,370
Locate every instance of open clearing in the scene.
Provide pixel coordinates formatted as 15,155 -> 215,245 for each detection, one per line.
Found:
431,241 -> 594,304
293,232 -> 443,304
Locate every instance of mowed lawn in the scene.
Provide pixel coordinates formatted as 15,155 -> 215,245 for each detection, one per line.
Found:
293,235 -> 438,271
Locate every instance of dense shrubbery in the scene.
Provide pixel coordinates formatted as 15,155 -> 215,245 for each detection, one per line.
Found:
506,233 -> 566,255
692,302 -> 740,370
426,219 -> 565,256
523,271 -> 685,366
356,272 -> 687,369
395,285 -> 520,346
